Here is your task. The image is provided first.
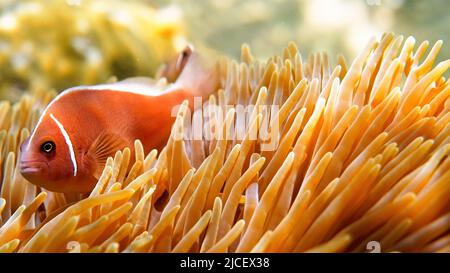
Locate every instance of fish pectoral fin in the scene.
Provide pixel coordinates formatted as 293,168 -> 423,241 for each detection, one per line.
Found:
88,132 -> 129,179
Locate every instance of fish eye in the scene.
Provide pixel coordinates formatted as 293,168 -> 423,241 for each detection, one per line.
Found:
41,141 -> 55,153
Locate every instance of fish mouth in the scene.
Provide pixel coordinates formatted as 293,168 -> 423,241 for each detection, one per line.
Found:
19,161 -> 45,175
20,166 -> 42,174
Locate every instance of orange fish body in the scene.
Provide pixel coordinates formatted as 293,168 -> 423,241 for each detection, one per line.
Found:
19,49 -> 218,193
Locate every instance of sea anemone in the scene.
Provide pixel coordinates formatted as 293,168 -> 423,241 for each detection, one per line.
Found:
0,33 -> 449,253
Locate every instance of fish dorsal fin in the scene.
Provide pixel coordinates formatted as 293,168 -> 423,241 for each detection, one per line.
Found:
173,50 -> 219,98
120,77 -> 157,86
87,131 -> 129,179
68,77 -> 173,97
109,77 -> 165,94
159,45 -> 194,82
120,77 -> 168,89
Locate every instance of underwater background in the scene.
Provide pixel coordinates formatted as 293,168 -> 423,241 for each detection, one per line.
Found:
1,0 -> 449,100
0,0 -> 449,254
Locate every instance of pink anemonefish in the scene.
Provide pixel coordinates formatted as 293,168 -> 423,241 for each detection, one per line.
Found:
19,47 -> 219,193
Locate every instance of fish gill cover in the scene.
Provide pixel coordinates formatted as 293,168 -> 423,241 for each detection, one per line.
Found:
0,31 -> 449,253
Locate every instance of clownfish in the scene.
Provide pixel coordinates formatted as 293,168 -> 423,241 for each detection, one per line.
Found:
19,47 -> 219,193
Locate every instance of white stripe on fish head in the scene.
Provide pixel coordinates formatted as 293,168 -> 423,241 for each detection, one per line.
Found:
49,113 -> 78,176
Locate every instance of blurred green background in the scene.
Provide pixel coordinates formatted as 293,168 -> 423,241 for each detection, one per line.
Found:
154,0 -> 450,60
0,0 -> 449,100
